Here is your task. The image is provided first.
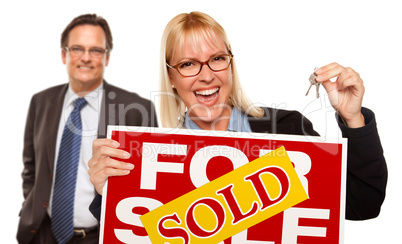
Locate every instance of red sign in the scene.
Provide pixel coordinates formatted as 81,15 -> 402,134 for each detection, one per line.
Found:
100,126 -> 347,244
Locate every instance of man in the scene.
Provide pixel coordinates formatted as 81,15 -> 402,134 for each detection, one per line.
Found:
17,14 -> 157,244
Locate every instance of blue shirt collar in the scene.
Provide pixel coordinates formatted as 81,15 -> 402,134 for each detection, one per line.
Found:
183,107 -> 252,132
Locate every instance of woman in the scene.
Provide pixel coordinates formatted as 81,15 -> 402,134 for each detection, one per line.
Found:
88,12 -> 386,221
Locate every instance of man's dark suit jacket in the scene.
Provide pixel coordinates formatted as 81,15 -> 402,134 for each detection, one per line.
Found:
17,81 -> 158,244
89,106 -> 387,221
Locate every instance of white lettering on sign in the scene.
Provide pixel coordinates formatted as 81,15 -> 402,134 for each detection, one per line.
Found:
115,197 -> 163,243
141,143 -> 187,190
229,207 -> 330,243
260,150 -> 311,196
282,207 -> 330,243
190,146 -> 249,188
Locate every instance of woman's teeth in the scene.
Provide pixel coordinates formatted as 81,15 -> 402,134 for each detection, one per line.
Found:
195,88 -> 219,102
195,88 -> 219,96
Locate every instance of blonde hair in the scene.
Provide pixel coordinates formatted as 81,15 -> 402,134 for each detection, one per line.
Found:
159,11 -> 263,128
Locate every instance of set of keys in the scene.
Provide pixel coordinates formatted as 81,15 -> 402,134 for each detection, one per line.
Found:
305,68 -> 320,98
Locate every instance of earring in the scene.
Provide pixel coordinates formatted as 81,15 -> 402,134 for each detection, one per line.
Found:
172,84 -> 175,88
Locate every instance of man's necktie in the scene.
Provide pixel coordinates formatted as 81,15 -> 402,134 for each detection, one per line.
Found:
51,97 -> 87,244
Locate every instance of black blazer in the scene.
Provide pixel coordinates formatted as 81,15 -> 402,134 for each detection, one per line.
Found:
89,107 -> 387,221
17,81 -> 158,244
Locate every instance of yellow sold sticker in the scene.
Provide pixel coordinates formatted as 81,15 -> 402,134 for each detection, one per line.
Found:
140,146 -> 308,244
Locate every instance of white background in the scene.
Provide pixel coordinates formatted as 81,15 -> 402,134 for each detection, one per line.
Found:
1,0 -> 400,243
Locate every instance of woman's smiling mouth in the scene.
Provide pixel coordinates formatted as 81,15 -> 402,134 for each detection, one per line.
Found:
194,87 -> 219,103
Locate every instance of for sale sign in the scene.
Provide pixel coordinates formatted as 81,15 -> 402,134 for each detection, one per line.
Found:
100,126 -> 347,244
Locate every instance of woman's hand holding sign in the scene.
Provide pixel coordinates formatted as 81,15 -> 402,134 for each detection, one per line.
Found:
88,138 -> 133,194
